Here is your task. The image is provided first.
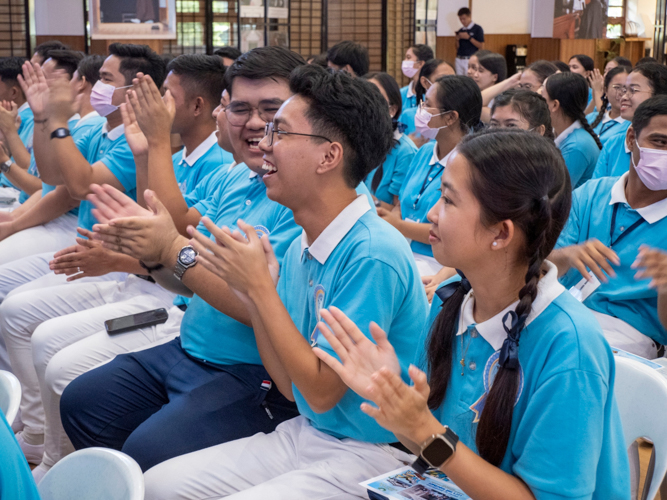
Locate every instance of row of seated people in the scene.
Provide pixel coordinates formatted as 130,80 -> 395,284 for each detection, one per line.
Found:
0,40 -> 664,499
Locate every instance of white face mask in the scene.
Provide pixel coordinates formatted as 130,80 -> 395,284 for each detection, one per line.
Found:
632,139 -> 667,191
402,60 -> 419,78
90,81 -> 132,117
414,106 -> 450,140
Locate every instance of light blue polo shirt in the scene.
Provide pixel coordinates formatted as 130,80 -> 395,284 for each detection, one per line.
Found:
400,82 -> 417,112
592,129 -> 631,179
278,196 -> 428,443
420,263 -> 630,500
556,174 -> 667,345
180,164 -> 301,365
399,141 -> 452,257
364,132 -> 417,205
586,111 -> 630,147
172,132 -> 224,196
74,122 -> 136,231
398,105 -> 417,136
0,412 -> 40,500
1,102 -> 34,189
555,121 -> 600,189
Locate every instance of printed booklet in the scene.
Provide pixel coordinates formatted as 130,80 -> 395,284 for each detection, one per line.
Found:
361,466 -> 471,500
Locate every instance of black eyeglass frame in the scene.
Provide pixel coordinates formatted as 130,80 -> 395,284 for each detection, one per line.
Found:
264,122 -> 333,147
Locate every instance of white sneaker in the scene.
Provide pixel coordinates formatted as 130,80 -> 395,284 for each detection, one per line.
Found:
32,463 -> 50,484
10,409 -> 24,433
16,432 -> 44,465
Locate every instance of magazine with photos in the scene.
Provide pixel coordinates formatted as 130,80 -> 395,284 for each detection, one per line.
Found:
361,466 -> 471,500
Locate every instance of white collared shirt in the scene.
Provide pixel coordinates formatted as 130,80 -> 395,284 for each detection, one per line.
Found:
609,172 -> 667,224
463,21 -> 475,30
73,111 -> 100,129
101,122 -> 125,141
554,120 -> 582,148
456,261 -> 565,350
406,81 -> 415,99
180,131 -> 218,167
300,195 -> 371,264
17,102 -> 30,114
429,144 -> 456,167
393,129 -> 403,141
600,112 -> 626,126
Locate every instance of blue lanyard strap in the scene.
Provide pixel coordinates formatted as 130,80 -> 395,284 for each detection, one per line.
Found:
413,163 -> 442,209
609,203 -> 645,248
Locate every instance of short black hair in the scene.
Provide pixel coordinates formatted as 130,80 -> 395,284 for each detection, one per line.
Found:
569,54 -> 594,72
458,7 -> 471,16
632,62 -> 667,95
611,56 -> 632,70
326,41 -> 369,77
77,55 -> 104,86
306,53 -> 328,68
526,60 -> 559,85
214,46 -> 243,62
637,56 -> 658,66
433,75 -> 483,133
551,60 -> 570,72
364,71 -> 402,123
409,44 -> 434,62
225,46 -> 305,97
167,54 -> 226,109
492,89 -> 554,140
108,43 -> 167,88
0,57 -> 25,85
633,95 -> 667,137
289,64 -> 394,188
34,40 -> 69,61
46,49 -> 84,79
477,51 -> 507,82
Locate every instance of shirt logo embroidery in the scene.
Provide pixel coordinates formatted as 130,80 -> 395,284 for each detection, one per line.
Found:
253,224 -> 270,238
469,351 -> 524,423
310,285 -> 326,347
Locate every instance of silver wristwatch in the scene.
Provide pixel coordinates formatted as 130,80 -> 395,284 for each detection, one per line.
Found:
173,245 -> 198,280
0,160 -> 12,174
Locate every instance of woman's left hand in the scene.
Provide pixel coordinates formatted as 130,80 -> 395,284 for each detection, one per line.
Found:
633,246 -> 667,294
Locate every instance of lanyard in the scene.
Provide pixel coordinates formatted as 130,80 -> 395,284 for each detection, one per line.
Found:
413,163 -> 442,209
609,204 -> 645,248
599,120 -> 618,137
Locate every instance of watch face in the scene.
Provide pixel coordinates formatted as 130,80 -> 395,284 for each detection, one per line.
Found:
179,247 -> 197,265
423,437 -> 454,467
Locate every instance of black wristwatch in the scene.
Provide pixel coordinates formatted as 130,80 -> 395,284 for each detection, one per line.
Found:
173,245 -> 198,280
412,426 -> 459,474
0,160 -> 11,174
50,128 -> 71,139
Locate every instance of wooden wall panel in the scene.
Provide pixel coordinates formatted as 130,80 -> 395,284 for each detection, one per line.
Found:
528,38 -> 560,63
35,35 -> 86,53
558,38 -> 596,62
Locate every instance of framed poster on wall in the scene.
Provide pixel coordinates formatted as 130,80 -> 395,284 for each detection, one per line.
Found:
89,0 -> 177,39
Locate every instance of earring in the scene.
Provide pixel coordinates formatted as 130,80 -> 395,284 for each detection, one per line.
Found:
492,242 -> 498,247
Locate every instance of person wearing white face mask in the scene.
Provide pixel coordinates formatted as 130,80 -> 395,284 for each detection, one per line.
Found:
378,75 -> 482,278
550,96 -> 667,360
399,44 -> 434,113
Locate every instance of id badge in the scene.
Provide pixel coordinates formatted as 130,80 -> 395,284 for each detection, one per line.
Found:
569,274 -> 601,302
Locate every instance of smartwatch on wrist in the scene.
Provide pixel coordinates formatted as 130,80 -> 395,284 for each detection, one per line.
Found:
411,426 -> 459,474
50,128 -> 70,140
0,160 -> 11,174
173,245 -> 198,280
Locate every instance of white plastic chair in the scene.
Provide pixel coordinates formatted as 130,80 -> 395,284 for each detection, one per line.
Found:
614,356 -> 667,500
0,370 -> 20,425
38,448 -> 144,500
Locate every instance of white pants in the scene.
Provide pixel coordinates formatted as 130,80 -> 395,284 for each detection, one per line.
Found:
591,310 -> 659,359
0,273 -> 171,448
144,416 -> 412,500
413,252 -> 443,277
455,57 -> 470,75
0,213 -> 78,267
0,186 -> 21,212
39,304 -> 183,469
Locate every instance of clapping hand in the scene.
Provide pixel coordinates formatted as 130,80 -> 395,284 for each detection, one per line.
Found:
127,73 -> 175,145
18,62 -> 49,120
633,246 -> 667,293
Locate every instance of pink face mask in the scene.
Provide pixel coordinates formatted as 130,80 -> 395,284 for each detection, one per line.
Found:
632,139 -> 667,191
414,106 -> 449,141
402,60 -> 419,79
90,81 -> 132,117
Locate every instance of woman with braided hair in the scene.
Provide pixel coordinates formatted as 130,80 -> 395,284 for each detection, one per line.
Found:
544,72 -> 602,188
587,66 -> 631,146
312,129 -> 630,500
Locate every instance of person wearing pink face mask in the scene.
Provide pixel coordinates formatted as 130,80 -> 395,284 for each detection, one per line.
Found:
378,75 -> 481,277
550,96 -> 667,360
400,44 -> 434,113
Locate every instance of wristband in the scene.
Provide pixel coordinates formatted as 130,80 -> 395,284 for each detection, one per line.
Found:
139,260 -> 164,273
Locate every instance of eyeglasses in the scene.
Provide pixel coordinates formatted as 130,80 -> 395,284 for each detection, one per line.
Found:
516,83 -> 541,91
615,86 -> 652,97
224,102 -> 282,127
264,122 -> 333,147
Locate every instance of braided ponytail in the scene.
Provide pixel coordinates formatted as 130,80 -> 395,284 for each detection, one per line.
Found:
578,112 -> 603,149
427,129 -> 571,466
590,92 -> 608,129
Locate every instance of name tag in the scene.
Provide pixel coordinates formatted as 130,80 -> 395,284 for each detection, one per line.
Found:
569,274 -> 601,302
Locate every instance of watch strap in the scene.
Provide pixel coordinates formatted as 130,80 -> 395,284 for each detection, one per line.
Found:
0,160 -> 11,174
411,456 -> 430,475
413,426 -> 459,472
50,128 -> 71,140
174,260 -> 188,280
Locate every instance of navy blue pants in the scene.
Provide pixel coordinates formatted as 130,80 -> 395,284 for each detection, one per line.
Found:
60,337 -> 299,471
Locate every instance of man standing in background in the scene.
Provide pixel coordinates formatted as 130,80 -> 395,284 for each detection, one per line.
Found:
455,7 -> 484,75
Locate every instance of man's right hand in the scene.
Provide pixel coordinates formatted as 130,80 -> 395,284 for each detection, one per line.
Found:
558,238 -> 620,283
120,99 -> 149,158
46,71 -> 76,124
18,62 -> 50,120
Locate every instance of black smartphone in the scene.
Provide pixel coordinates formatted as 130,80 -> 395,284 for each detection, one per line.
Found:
105,308 -> 169,335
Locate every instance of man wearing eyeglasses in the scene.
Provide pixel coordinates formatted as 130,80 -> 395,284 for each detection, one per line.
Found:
593,63 -> 667,179
59,46 -> 309,473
